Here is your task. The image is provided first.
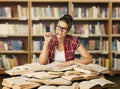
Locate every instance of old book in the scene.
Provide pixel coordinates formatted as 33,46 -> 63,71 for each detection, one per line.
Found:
79,81 -> 102,89
64,70 -> 82,76
62,75 -> 85,81
80,73 -> 100,80
5,69 -> 32,76
2,76 -> 40,89
75,63 -> 109,74
87,63 -> 109,74
74,65 -> 98,74
45,62 -> 74,72
79,77 -> 117,89
38,85 -> 57,89
60,71 -> 99,81
12,63 -> 44,71
48,71 -> 64,76
90,78 -> 117,88
57,82 -> 79,89
22,71 -> 60,79
27,78 -> 72,85
12,82 -> 40,89
5,63 -> 45,75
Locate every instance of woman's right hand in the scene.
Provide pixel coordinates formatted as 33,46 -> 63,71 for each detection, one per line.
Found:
44,32 -> 53,43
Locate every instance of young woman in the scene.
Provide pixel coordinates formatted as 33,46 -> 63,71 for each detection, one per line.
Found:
38,14 -> 93,67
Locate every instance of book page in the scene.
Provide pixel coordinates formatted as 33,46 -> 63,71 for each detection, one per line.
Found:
64,71 -> 82,76
12,63 -> 44,71
47,78 -> 72,85
81,73 -> 99,80
79,81 -> 102,89
22,71 -> 60,79
38,85 -> 57,89
5,69 -> 32,76
74,65 -> 93,74
62,75 -> 85,81
87,64 -> 109,73
2,76 -> 40,88
27,78 -> 72,86
77,63 -> 109,74
90,78 -> 116,88
48,71 -> 64,76
57,82 -> 79,89
45,62 -> 75,72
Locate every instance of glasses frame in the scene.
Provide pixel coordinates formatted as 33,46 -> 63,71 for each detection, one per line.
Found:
55,25 -> 68,32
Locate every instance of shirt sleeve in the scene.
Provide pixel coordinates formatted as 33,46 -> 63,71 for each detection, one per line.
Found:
73,37 -> 81,50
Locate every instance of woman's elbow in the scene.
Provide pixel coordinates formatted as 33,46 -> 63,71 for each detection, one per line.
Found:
88,56 -> 93,63
38,59 -> 46,65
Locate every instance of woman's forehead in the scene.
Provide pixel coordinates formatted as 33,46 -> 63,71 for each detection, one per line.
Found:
58,20 -> 68,27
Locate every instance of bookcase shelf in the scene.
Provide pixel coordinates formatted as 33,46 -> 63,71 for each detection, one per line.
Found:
74,18 -> 109,21
0,0 -> 120,74
0,0 -> 30,71
111,1 -> 120,72
0,51 -> 28,54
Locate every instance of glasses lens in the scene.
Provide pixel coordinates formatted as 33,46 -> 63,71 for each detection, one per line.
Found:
56,25 -> 68,32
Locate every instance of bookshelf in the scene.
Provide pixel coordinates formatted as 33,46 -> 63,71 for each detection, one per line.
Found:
0,0 -> 30,71
70,0 -> 110,72
29,0 -> 70,63
0,0 -> 120,74
111,0 -> 120,74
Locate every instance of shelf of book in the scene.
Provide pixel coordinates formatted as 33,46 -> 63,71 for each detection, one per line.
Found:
111,1 -> 120,72
0,0 -> 120,74
29,0 -> 70,63
70,0 -> 111,73
0,0 -> 30,72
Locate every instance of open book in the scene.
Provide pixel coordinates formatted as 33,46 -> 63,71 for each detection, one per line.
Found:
62,73 -> 99,81
27,78 -> 72,85
80,73 -> 100,80
64,70 -> 82,76
45,62 -> 75,72
5,62 -> 75,76
22,71 -> 60,79
57,82 -> 79,89
79,78 -> 117,89
48,71 -> 64,76
79,81 -> 102,89
5,63 -> 45,75
90,77 -> 117,88
74,63 -> 109,74
38,82 -> 78,89
2,76 -> 40,89
38,85 -> 57,89
62,74 -> 85,81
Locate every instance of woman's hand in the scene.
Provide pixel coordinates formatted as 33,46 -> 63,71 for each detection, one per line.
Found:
44,32 -> 53,43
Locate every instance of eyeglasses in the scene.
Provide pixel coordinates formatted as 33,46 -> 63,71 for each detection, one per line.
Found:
56,25 -> 68,32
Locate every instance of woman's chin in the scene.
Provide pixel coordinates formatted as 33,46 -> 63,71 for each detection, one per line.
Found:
56,35 -> 63,39
56,35 -> 61,39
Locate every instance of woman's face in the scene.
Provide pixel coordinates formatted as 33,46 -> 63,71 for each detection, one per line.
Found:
55,20 -> 69,39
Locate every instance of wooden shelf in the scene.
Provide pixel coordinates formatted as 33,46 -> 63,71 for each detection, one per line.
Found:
74,18 -> 109,21
0,50 -> 28,54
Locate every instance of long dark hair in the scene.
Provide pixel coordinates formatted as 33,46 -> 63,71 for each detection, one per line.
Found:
59,14 -> 73,30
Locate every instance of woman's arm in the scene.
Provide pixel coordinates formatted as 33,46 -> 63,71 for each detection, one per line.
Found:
38,32 -> 53,65
74,44 -> 93,64
56,44 -> 93,67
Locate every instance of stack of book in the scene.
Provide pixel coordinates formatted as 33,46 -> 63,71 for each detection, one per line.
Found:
2,62 -> 117,89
